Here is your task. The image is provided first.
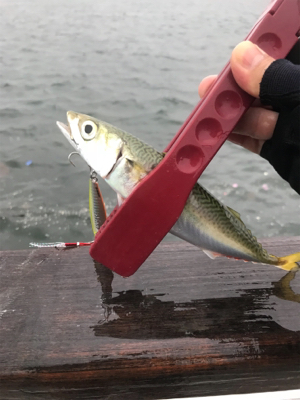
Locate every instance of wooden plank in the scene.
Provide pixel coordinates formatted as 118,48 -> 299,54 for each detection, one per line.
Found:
0,237 -> 299,400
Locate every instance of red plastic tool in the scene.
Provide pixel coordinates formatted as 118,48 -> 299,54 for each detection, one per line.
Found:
90,0 -> 300,277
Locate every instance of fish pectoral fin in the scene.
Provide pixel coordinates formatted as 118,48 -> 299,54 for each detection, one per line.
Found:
202,249 -> 223,260
277,252 -> 300,272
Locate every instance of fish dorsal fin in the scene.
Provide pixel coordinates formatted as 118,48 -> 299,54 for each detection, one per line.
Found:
226,206 -> 249,229
226,206 -> 259,243
227,206 -> 241,221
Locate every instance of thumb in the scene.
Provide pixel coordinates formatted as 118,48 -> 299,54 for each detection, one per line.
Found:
230,41 -> 275,98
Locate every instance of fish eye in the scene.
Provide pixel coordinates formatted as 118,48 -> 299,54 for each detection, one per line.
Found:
81,121 -> 96,140
84,124 -> 93,134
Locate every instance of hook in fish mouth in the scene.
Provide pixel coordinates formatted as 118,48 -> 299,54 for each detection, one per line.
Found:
68,152 -> 81,167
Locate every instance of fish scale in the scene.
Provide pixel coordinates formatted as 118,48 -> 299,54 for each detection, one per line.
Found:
170,183 -> 265,262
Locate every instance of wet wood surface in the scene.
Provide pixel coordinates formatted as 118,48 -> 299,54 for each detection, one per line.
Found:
0,237 -> 300,399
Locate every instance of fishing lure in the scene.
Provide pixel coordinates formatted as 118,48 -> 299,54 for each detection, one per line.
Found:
30,168 -> 106,248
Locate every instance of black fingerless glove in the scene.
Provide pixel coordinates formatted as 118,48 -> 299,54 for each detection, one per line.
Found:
259,57 -> 300,194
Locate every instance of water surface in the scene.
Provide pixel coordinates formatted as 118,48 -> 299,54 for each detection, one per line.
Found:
0,0 -> 299,250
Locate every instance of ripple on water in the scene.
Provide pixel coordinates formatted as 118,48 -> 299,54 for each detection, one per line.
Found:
5,160 -> 22,169
0,108 -> 22,118
26,100 -> 44,106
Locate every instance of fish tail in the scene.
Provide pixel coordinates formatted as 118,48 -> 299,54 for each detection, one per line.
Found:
276,252 -> 300,271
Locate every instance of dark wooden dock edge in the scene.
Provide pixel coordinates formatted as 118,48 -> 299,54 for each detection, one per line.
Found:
0,237 -> 299,400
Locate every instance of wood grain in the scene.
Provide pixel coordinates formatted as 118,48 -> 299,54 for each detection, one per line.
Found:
0,237 -> 299,399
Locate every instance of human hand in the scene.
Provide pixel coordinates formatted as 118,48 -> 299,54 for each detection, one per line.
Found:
199,40 -> 300,194
198,41 -> 278,154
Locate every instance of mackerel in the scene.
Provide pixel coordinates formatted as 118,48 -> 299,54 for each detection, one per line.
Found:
57,111 -> 300,272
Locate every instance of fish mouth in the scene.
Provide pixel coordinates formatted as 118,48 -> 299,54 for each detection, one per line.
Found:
56,121 -> 79,150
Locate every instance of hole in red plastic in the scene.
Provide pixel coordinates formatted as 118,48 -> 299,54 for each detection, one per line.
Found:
215,90 -> 242,119
257,33 -> 282,53
195,118 -> 224,144
176,145 -> 204,174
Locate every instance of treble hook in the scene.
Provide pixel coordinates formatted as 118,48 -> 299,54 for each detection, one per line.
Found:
68,152 -> 81,167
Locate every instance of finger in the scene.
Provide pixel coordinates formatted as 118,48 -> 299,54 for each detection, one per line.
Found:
233,107 -> 278,141
198,75 -> 217,98
228,133 -> 265,154
230,41 -> 276,97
